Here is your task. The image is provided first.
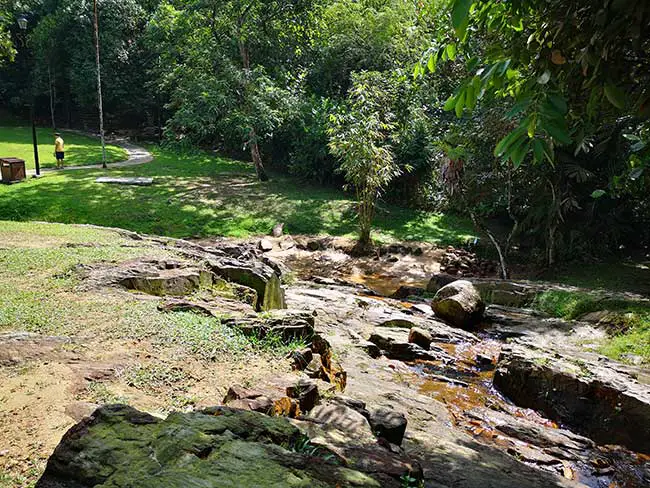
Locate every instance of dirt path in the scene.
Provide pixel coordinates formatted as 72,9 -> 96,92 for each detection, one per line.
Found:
26,138 -> 152,177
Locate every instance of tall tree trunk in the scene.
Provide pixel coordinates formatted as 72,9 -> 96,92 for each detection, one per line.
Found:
93,0 -> 107,168
47,65 -> 56,130
238,31 -> 268,182
249,128 -> 269,182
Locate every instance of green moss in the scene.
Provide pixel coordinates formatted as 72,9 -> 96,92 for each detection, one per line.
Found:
42,406 -> 381,487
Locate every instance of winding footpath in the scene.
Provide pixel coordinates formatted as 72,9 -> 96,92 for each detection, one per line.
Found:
26,139 -> 152,177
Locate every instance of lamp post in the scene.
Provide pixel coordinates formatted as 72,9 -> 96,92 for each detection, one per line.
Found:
92,0 -> 107,169
17,14 -> 40,177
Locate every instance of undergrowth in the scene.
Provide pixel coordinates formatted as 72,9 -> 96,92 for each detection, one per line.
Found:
533,290 -> 650,364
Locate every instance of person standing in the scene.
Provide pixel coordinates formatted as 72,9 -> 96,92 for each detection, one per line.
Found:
54,133 -> 65,169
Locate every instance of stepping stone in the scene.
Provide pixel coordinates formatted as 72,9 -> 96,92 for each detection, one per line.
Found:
95,177 -> 153,186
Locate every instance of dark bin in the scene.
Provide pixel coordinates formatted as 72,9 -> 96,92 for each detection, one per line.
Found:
0,158 -> 26,184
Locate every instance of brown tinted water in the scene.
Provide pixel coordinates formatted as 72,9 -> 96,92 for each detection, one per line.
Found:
411,338 -> 649,488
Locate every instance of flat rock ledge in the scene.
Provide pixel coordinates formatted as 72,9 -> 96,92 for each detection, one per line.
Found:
494,344 -> 650,454
36,404 -> 416,488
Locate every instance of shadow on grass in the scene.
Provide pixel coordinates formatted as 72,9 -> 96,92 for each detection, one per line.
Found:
0,148 -> 474,244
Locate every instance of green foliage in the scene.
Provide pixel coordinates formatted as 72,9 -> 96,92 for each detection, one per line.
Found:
533,290 -> 650,364
328,71 -> 403,245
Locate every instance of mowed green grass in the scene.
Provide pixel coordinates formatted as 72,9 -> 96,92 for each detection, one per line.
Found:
0,126 -> 128,169
0,145 -> 475,244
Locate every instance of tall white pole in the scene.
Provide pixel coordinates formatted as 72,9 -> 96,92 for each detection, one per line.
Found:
93,0 -> 107,168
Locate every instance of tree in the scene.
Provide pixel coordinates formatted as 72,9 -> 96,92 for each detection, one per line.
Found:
420,0 -> 650,264
148,0 -> 319,181
328,71 -> 402,249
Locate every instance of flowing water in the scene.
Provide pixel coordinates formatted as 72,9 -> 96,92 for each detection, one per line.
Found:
283,250 -> 649,487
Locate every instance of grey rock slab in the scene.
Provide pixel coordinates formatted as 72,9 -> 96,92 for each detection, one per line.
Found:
494,344 -> 650,454
95,176 -> 153,186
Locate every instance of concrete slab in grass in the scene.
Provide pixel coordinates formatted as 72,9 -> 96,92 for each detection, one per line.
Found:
95,177 -> 154,186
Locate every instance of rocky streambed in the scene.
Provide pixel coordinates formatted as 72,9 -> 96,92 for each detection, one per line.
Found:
35,233 -> 650,487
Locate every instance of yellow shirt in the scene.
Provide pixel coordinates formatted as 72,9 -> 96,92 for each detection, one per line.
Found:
55,137 -> 64,152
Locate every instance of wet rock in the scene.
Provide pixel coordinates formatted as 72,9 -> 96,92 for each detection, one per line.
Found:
222,310 -> 315,342
37,404 -> 385,488
391,286 -> 426,300
120,266 -> 213,296
426,273 -> 458,293
289,347 -> 313,371
494,345 -> 650,454
286,380 -> 320,412
408,327 -> 432,350
259,238 -> 274,252
207,258 -> 285,311
369,328 -> 444,361
431,280 -> 485,329
368,408 -> 407,446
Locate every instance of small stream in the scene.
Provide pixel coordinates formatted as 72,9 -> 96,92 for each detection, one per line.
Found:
284,251 -> 650,488
410,334 -> 649,488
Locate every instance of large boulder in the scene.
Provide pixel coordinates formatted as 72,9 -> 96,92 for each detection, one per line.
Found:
431,280 -> 485,329
494,345 -> 650,454
36,404 -> 387,488
208,258 -> 286,311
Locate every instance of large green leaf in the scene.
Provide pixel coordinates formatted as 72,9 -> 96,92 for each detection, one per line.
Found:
604,82 -> 626,109
532,139 -> 544,163
451,0 -> 473,39
509,138 -> 531,168
494,127 -> 526,157
455,91 -> 466,117
548,94 -> 568,115
542,120 -> 572,145
443,95 -> 457,111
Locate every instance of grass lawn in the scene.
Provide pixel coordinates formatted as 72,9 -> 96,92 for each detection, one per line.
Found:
0,145 -> 476,244
0,126 -> 128,170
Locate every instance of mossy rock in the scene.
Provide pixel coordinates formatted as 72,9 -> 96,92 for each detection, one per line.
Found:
37,405 -> 384,488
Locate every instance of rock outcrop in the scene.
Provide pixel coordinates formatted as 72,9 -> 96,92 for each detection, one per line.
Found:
222,310 -> 315,342
494,345 -> 650,454
431,280 -> 485,329
208,258 -> 286,311
37,404 -> 392,488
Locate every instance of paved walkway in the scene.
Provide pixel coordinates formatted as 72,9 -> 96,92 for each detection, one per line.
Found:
26,139 -> 153,177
